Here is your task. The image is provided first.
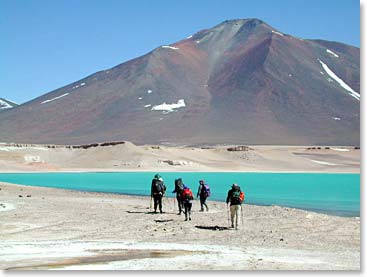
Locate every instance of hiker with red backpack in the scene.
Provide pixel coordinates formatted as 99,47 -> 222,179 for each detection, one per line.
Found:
151,174 -> 166,213
226,184 -> 245,230
181,185 -> 194,221
172,178 -> 184,215
197,180 -> 210,212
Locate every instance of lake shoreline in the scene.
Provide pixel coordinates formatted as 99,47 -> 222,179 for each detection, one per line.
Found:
0,180 -> 360,218
0,171 -> 360,218
0,181 -> 360,270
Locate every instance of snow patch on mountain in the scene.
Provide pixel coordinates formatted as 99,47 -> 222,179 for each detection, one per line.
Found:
318,59 -> 360,101
162,45 -> 179,50
326,49 -> 339,58
72,83 -> 86,90
151,99 -> 186,113
41,93 -> 69,104
0,99 -> 13,110
147,90 -> 153,94
272,30 -> 284,36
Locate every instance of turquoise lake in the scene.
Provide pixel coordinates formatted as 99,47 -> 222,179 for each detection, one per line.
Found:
0,172 -> 360,217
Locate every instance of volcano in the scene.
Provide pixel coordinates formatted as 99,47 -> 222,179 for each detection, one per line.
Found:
0,19 -> 360,145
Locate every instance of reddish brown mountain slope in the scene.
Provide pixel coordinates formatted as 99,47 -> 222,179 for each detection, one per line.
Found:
0,19 -> 360,145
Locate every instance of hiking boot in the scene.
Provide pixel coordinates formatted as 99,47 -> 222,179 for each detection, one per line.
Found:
177,212 -> 181,215
231,224 -> 234,228
189,217 -> 191,221
200,209 -> 204,212
160,210 -> 163,213
206,207 -> 209,212
185,218 -> 188,221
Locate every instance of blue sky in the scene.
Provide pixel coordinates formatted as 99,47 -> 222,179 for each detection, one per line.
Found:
1,0 -> 360,104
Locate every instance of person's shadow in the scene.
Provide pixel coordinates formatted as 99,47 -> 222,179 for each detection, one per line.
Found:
195,225 -> 230,231
125,210 -> 175,215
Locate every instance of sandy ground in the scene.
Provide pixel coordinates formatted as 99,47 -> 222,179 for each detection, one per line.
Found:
0,182 -> 360,270
0,143 -> 360,173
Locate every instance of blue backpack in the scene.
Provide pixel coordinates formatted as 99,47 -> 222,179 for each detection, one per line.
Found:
203,184 -> 211,197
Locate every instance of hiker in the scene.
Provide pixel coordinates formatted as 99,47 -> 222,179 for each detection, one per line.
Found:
181,185 -> 194,221
172,178 -> 184,215
151,174 -> 166,213
226,183 -> 245,230
197,180 -> 210,212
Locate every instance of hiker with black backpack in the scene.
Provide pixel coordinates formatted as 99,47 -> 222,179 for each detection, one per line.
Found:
172,178 -> 184,215
181,185 -> 194,221
197,180 -> 210,212
151,174 -> 166,213
226,184 -> 245,230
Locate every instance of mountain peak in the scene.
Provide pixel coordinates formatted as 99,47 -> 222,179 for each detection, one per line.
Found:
216,18 -> 271,30
221,18 -> 265,25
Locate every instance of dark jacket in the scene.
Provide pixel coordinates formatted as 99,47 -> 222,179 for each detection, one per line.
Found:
197,184 -> 206,198
226,188 -> 242,206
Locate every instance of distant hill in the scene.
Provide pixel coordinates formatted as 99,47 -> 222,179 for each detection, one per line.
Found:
0,98 -> 18,111
0,19 -> 360,145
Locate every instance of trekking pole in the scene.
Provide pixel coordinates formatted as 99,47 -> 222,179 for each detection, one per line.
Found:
241,205 -> 244,227
150,196 -> 153,211
173,196 -> 176,212
226,204 -> 230,227
163,194 -> 167,211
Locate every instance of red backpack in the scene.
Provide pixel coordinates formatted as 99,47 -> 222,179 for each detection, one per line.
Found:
181,188 -> 193,200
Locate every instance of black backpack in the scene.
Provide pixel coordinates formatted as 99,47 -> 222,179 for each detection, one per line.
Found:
153,180 -> 164,193
175,178 -> 184,193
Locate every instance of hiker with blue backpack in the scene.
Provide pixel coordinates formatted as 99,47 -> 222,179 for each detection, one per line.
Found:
172,178 -> 184,215
197,180 -> 210,212
151,174 -> 166,213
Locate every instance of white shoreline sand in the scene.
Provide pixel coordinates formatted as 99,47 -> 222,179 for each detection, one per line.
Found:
0,182 -> 360,270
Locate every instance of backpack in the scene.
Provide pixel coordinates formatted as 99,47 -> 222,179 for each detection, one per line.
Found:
175,178 -> 184,193
231,188 -> 244,203
181,188 -> 193,200
202,184 -> 211,197
153,180 -> 165,194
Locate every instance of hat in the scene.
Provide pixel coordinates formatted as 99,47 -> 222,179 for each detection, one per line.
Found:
199,180 -> 205,184
154,174 -> 161,179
